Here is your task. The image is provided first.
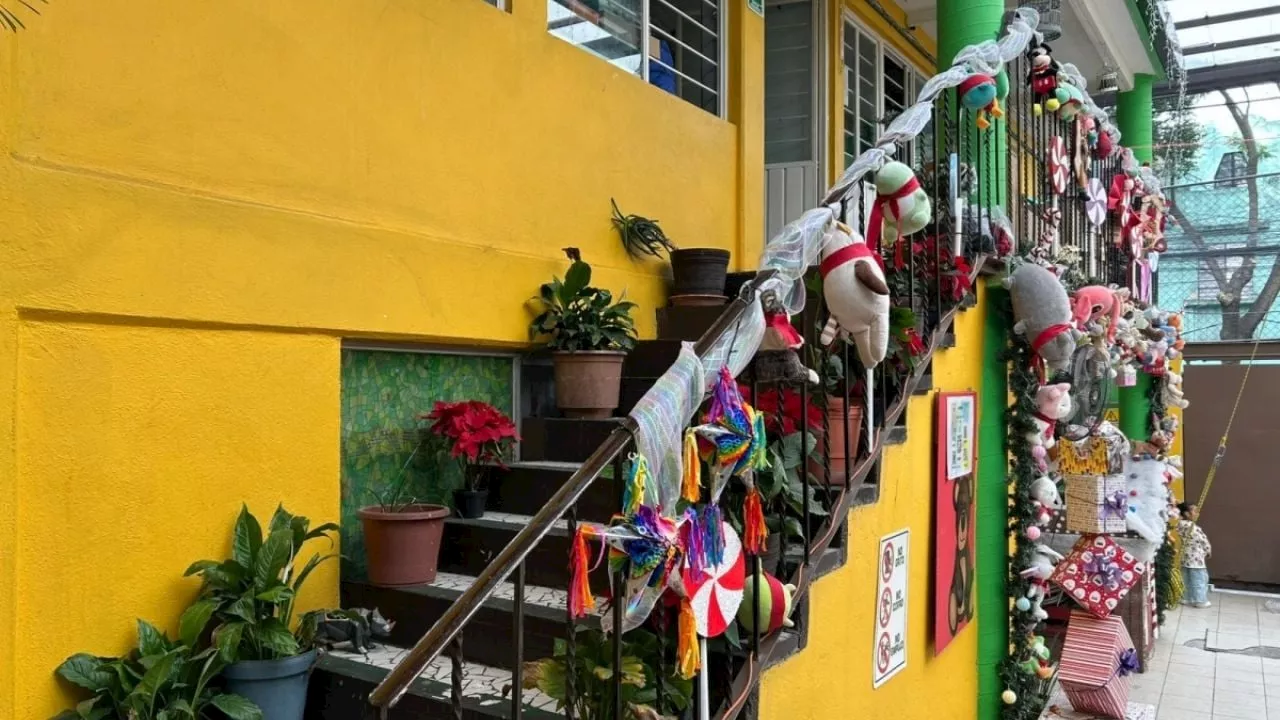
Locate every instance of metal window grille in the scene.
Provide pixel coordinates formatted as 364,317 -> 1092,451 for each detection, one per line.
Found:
546,0 -> 723,116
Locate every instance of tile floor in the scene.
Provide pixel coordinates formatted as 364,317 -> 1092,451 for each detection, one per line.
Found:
1127,590 -> 1280,719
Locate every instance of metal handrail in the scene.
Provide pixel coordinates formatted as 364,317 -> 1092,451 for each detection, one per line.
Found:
367,268 -> 781,712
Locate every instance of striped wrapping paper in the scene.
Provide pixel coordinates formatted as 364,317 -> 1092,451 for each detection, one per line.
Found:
1059,610 -> 1133,719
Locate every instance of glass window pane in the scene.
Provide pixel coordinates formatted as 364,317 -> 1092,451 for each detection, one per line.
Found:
548,0 -> 643,76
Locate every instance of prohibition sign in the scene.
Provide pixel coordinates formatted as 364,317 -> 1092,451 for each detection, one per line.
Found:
879,588 -> 893,626
881,543 -> 895,582
877,632 -> 892,673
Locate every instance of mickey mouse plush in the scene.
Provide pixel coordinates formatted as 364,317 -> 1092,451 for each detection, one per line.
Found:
1027,43 -> 1060,109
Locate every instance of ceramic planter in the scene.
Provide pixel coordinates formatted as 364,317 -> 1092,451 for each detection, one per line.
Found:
670,248 -> 730,300
552,350 -> 626,419
358,504 -> 450,586
223,649 -> 317,720
452,489 -> 488,519
808,398 -> 864,486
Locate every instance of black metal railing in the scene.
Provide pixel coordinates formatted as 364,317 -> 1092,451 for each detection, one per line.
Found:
369,66 -> 1005,720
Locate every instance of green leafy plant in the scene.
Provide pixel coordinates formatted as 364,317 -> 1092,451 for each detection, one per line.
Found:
53,621 -> 261,720
529,252 -> 638,353
518,628 -> 692,720
612,199 -> 677,259
182,504 -> 339,663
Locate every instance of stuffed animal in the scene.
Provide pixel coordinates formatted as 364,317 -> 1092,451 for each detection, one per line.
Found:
756,289 -> 819,385
1019,543 -> 1064,582
1005,263 -> 1079,375
1094,127 -> 1115,160
1056,82 -> 1084,120
1029,475 -> 1063,525
1070,286 -> 1125,342
871,162 -> 932,249
1124,455 -> 1173,544
1028,383 -> 1073,469
958,73 -> 1003,130
737,569 -> 796,635
820,222 -> 889,368
1026,43 -> 1060,112
1163,370 -> 1190,409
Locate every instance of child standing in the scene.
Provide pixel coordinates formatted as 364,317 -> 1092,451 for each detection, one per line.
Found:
1178,502 -> 1213,608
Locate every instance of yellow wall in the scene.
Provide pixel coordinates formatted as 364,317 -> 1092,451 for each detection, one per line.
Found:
0,1 -> 763,716
760,284 -> 987,720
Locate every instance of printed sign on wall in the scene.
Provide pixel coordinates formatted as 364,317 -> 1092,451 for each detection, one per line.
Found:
873,528 -> 910,688
747,0 -> 763,17
934,391 -> 978,655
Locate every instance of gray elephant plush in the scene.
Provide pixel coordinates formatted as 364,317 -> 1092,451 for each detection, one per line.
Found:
1004,263 -> 1079,374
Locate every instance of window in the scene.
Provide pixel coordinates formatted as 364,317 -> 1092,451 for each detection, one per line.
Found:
547,0 -> 723,115
842,17 -> 928,170
1215,151 -> 1248,187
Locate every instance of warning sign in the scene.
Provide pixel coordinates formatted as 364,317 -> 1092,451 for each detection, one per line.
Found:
873,528 -> 910,688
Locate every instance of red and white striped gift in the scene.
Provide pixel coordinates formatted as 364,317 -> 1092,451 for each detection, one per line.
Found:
1058,610 -> 1134,719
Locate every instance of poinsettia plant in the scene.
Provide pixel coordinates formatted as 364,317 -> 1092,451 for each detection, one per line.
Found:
423,401 -> 519,492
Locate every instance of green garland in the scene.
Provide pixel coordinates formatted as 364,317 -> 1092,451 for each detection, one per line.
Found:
1146,373 -> 1177,624
997,294 -> 1054,720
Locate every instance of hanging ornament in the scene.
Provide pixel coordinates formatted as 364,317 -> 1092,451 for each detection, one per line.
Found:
1026,525 -> 1042,541
1002,690 -> 1018,705
1085,178 -> 1107,227
682,521 -> 745,639
1047,136 -> 1068,195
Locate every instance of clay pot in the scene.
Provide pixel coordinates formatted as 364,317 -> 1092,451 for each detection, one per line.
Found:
358,504 -> 450,586
552,351 -> 626,419
808,399 -> 864,486
452,489 -> 488,520
669,293 -> 728,307
670,248 -> 731,297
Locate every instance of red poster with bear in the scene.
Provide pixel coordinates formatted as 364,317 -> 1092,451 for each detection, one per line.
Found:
934,391 -> 978,655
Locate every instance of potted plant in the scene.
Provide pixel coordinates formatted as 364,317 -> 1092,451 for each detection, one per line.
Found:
423,400 -> 519,519
520,627 -> 693,720
529,250 -> 638,419
54,621 -> 262,719
357,430 -> 452,586
181,505 -> 339,720
612,199 -> 732,305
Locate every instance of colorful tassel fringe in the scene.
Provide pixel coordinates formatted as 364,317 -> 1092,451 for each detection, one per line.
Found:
681,429 -> 701,503
677,597 -> 700,679
568,526 -> 596,619
683,505 -> 726,579
743,486 -> 769,556
621,453 -> 649,515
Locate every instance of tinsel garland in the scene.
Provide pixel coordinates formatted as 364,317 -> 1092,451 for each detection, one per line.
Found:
1146,373 -> 1177,623
997,294 -> 1054,720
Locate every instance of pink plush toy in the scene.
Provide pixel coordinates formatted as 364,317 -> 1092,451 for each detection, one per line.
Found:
1028,383 -> 1073,470
1070,286 -> 1123,342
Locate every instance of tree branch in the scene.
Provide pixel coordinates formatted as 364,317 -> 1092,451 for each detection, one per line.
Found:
1168,199 -> 1228,288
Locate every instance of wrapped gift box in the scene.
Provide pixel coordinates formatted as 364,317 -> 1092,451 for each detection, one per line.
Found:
1044,530 -> 1160,566
1050,534 -> 1146,618
1065,474 -> 1129,534
1113,563 -> 1155,672
1059,610 -> 1137,719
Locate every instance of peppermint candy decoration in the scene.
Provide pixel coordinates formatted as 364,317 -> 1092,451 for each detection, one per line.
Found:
683,521 -> 745,637
1085,178 -> 1107,227
1048,136 -> 1068,195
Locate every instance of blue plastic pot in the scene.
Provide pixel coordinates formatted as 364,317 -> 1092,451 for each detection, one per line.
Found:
223,649 -> 317,720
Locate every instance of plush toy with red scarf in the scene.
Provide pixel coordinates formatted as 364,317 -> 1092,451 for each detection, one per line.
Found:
1004,262 -> 1079,378
870,161 -> 932,250
819,221 -> 890,368
958,73 -> 1003,130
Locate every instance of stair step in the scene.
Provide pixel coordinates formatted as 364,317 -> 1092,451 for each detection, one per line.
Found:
884,425 -> 907,445
308,645 -> 562,719
939,331 -> 956,349
618,377 -> 656,415
440,514 -> 609,590
912,374 -> 933,395
724,270 -> 759,299
520,418 -> 621,464
342,574 -> 601,671
657,304 -> 726,341
489,462 -> 617,523
622,339 -> 683,378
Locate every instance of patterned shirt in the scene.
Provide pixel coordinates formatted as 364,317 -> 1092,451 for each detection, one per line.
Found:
1179,520 -> 1212,569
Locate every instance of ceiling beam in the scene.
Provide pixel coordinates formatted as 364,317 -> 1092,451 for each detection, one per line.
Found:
1182,33 -> 1280,57
1176,6 -> 1280,30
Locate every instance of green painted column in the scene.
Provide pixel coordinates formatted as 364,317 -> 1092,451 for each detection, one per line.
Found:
1116,74 -> 1155,163
1116,73 -> 1155,437
1119,373 -> 1154,440
977,284 -> 1011,720
937,0 -> 1008,207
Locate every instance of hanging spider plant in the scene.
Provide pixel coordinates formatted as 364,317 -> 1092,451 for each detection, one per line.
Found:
612,199 -> 678,259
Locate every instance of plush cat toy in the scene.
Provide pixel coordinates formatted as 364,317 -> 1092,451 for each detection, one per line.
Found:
1029,475 -> 1063,525
820,221 -> 890,368
1163,370 -> 1190,409
1070,285 -> 1125,342
756,289 -> 818,385
1019,543 -> 1064,582
1028,383 -> 1073,470
870,161 -> 932,250
1005,263 -> 1079,376
1124,455 -> 1173,546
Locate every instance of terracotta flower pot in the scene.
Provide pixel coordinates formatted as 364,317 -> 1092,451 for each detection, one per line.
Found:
358,504 -> 450,586
808,399 -> 864,487
552,351 -> 626,419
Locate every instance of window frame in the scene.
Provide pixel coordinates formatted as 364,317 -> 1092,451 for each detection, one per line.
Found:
547,0 -> 728,119
841,11 -> 930,170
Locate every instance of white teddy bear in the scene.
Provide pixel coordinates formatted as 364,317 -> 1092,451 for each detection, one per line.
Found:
1028,383 -> 1074,471
1029,475 -> 1062,526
